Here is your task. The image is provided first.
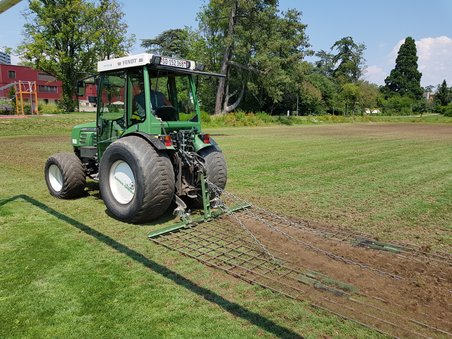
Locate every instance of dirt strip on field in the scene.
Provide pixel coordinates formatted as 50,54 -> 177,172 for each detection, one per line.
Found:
151,209 -> 452,338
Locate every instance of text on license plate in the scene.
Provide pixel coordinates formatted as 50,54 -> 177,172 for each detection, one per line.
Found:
160,57 -> 189,68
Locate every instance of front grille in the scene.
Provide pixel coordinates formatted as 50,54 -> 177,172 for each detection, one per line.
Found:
79,132 -> 88,145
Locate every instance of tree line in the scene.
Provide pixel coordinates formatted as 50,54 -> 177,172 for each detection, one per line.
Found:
17,0 -> 452,115
18,0 -> 134,112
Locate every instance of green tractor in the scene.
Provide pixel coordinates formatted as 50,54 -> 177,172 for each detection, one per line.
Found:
44,54 -> 227,224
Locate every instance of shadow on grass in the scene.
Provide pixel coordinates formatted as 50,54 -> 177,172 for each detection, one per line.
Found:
83,181 -> 181,225
0,195 -> 303,339
84,180 -> 101,199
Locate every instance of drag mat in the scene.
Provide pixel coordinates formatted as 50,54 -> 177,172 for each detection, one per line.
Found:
150,207 -> 451,338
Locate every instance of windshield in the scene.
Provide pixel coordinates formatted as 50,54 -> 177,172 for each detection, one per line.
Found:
144,69 -> 198,122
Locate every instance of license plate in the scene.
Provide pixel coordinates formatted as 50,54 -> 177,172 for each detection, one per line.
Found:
160,57 -> 189,68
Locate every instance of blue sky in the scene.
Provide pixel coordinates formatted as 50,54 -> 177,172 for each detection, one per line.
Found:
1,0 -> 451,87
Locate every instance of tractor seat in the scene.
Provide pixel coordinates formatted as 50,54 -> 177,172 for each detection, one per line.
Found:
155,106 -> 178,121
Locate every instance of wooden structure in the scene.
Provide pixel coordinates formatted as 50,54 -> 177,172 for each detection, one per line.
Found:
14,81 -> 39,115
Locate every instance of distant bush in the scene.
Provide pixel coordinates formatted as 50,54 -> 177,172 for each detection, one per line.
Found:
200,110 -> 211,123
200,112 -> 451,127
1,101 -> 56,115
432,104 -> 452,117
206,111 -> 269,127
255,111 -> 274,123
204,111 -> 308,127
0,99 -> 14,114
276,116 -> 294,125
381,96 -> 416,115
39,103 -> 61,114
23,104 -> 33,115
442,104 -> 452,117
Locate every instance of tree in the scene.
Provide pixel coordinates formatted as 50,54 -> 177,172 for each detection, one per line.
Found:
19,0 -> 134,112
384,37 -> 422,99
297,64 -> 338,115
1,46 -> 13,56
96,0 -> 135,61
214,0 -> 237,115
314,50 -> 335,77
141,28 -> 191,57
190,0 -> 243,114
298,80 -> 323,114
196,0 -> 310,114
436,80 -> 450,106
357,81 -> 380,111
243,8 -> 311,114
340,82 -> 360,114
330,36 -> 366,84
141,27 -> 218,110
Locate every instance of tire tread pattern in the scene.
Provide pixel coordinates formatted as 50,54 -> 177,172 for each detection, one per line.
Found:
199,147 -> 228,193
131,137 -> 174,222
45,152 -> 86,199
100,136 -> 175,223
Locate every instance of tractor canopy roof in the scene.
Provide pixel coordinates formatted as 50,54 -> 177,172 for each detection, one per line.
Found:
97,53 -> 224,78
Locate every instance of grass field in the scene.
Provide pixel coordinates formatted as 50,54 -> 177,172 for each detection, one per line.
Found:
1,114 -> 451,338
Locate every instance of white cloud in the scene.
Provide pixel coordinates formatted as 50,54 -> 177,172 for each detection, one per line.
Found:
11,54 -> 21,65
363,65 -> 386,85
369,36 -> 452,87
415,36 -> 452,86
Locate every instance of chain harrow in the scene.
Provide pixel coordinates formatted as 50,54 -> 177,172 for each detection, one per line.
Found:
149,182 -> 452,338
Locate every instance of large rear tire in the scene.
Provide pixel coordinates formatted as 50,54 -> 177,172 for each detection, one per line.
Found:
199,147 -> 227,192
44,153 -> 86,199
190,147 -> 227,208
99,136 -> 175,223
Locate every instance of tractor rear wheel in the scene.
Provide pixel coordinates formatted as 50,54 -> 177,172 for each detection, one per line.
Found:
99,136 -> 175,223
44,153 -> 86,199
190,147 -> 227,208
199,147 -> 227,192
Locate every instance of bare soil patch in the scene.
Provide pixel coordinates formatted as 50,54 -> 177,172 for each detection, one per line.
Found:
298,123 -> 452,139
244,211 -> 451,336
152,207 -> 452,338
0,115 -> 29,119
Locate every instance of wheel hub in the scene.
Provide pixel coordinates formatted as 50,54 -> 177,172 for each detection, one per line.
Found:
109,160 -> 135,204
48,164 -> 63,192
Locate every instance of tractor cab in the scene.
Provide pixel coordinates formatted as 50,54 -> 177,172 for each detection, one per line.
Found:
75,54 -> 216,159
46,53 -> 228,224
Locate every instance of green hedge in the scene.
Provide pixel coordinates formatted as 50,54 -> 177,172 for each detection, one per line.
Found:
201,111 -> 452,127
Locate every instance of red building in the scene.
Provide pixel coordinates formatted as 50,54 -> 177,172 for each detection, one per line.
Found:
0,64 -> 62,104
78,83 -> 98,112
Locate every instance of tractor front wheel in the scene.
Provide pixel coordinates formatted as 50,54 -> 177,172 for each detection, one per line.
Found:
99,136 -> 175,223
44,153 -> 86,199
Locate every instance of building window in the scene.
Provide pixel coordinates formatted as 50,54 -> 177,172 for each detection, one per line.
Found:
38,73 -> 56,82
8,70 -> 15,79
38,85 -> 58,93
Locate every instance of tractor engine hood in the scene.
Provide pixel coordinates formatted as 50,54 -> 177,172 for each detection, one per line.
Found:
71,121 -> 97,147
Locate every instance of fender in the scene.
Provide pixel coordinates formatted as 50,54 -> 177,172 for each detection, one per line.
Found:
195,135 -> 222,153
209,137 -> 222,152
126,132 -> 168,151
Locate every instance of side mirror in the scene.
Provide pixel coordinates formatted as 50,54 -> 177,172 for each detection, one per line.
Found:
77,80 -> 85,96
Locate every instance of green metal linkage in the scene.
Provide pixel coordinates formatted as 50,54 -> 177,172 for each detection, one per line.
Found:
200,172 -> 211,218
148,173 -> 251,239
148,202 -> 251,238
